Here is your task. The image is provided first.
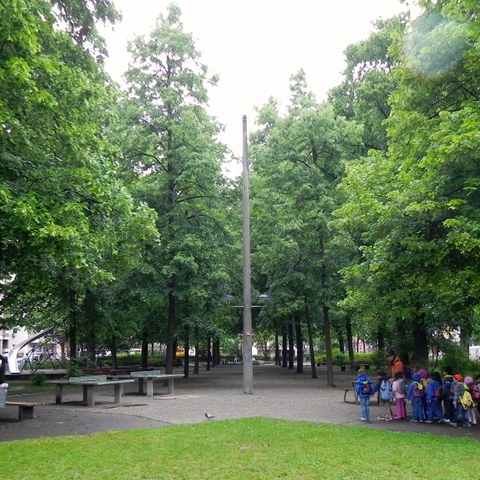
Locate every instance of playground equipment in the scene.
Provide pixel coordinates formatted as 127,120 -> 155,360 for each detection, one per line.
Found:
7,327 -> 64,373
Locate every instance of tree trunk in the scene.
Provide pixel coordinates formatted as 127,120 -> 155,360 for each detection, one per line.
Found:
288,319 -> 294,370
282,320 -> 288,368
111,343 -> 118,369
141,338 -> 149,370
213,337 -> 220,366
295,311 -> 303,373
377,321 -> 385,352
183,325 -> 190,378
305,301 -> 317,379
346,319 -> 354,366
337,329 -> 345,354
323,304 -> 335,387
206,335 -> 211,371
194,324 -> 200,374
275,328 -> 280,365
84,289 -> 97,363
412,311 -> 429,364
68,311 -> 77,362
165,284 -> 176,374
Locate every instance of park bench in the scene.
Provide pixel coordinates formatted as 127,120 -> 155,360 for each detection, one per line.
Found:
50,375 -> 134,407
4,401 -> 37,420
82,367 -> 113,375
344,381 -> 360,404
130,371 -> 184,396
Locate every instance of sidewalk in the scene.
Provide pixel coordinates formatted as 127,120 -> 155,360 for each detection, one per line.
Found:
1,364 -> 478,442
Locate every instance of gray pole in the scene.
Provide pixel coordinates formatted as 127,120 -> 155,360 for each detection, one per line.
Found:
242,115 -> 253,394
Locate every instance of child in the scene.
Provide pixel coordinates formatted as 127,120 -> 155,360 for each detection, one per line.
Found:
376,369 -> 393,421
425,371 -> 444,423
392,371 -> 407,420
450,373 -> 470,428
406,373 -> 425,422
442,366 -> 455,423
476,374 -> 480,418
355,368 -> 375,422
464,376 -> 478,425
418,369 -> 429,420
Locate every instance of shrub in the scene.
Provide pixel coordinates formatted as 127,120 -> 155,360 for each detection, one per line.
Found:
30,372 -> 46,386
438,344 -> 470,374
370,351 -> 388,370
67,359 -> 82,378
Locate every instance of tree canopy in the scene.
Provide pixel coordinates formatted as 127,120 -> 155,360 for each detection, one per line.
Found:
2,0 -> 480,374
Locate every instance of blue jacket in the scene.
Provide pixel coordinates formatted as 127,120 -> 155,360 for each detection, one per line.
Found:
356,374 -> 375,398
426,380 -> 442,401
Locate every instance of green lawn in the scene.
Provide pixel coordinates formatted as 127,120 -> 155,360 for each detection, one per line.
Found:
1,418 -> 478,479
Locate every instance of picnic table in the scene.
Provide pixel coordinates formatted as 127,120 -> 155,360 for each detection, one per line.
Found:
130,370 -> 184,396
49,375 -> 134,407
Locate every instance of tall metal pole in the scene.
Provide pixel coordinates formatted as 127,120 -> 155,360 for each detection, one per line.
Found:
242,115 -> 253,394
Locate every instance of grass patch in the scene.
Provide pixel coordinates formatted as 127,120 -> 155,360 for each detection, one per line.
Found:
1,418 -> 478,479
6,381 -> 56,395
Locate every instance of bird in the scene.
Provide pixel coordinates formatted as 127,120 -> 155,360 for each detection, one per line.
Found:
205,412 -> 215,420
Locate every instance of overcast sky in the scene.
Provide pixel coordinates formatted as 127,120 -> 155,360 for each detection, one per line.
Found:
103,0 -> 416,175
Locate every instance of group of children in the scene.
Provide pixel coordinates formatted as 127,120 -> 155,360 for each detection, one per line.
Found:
355,367 -> 480,427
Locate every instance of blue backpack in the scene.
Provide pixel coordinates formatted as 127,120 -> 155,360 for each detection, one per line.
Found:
380,379 -> 392,401
442,377 -> 454,399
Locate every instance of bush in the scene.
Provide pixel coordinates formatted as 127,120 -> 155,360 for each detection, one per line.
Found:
439,345 -> 479,376
30,372 -> 46,386
66,359 -> 82,378
370,351 -> 388,370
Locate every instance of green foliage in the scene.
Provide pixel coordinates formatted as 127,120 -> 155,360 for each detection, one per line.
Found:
439,344 -> 471,374
334,0 -> 480,363
370,351 -> 388,370
30,372 -> 46,386
118,4 -> 231,370
66,359 -> 83,378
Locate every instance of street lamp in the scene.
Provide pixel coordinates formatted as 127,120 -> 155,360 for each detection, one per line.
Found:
241,115 -> 253,394
224,116 -> 272,394
221,292 -> 272,393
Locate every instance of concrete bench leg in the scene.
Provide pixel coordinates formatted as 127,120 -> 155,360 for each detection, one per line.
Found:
167,379 -> 174,395
113,384 -> 123,403
55,384 -> 64,405
18,405 -> 34,420
84,385 -> 95,406
146,379 -> 154,397
138,378 -> 145,395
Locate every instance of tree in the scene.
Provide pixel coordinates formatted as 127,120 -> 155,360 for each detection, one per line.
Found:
334,0 -> 480,363
122,4 -> 229,373
0,0 -> 158,361
250,70 -> 362,385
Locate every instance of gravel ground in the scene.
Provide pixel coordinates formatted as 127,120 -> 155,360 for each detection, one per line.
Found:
1,364 -> 479,442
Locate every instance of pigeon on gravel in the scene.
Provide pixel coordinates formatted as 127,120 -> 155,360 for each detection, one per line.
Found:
205,412 -> 215,420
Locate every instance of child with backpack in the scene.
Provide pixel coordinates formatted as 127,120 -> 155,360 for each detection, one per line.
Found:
442,366 -> 455,423
376,369 -> 393,421
392,371 -> 407,420
425,371 -> 444,423
464,376 -> 478,425
450,373 -> 471,428
418,369 -> 429,420
355,368 -> 376,422
476,374 -> 480,418
406,372 -> 425,422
